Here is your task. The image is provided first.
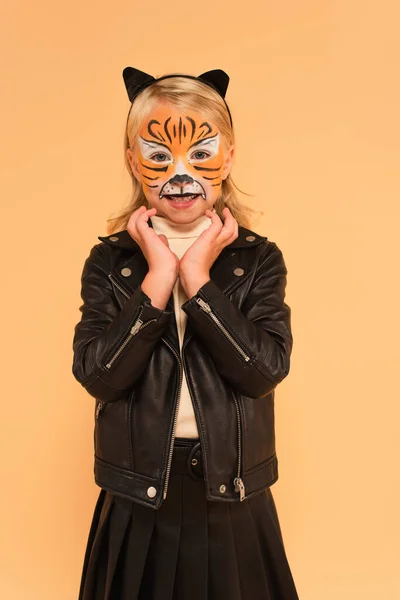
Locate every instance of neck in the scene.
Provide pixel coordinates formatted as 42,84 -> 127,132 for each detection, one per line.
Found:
150,209 -> 214,239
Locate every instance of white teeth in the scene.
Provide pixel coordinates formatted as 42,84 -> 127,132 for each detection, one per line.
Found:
167,194 -> 198,202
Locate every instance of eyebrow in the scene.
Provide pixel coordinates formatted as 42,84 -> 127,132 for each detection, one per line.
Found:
140,133 -> 219,153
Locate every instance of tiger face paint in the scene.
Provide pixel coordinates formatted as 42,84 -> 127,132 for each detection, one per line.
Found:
127,103 -> 234,221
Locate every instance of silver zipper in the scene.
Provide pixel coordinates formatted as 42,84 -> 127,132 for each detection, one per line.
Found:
162,338 -> 183,500
96,400 -> 105,419
108,273 -> 131,299
105,315 -> 157,369
105,302 -> 139,367
195,298 -> 251,362
230,388 -> 246,501
105,275 -> 157,369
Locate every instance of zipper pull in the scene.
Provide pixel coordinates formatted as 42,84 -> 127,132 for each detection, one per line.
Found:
96,401 -> 105,419
130,318 -> 143,335
234,477 -> 246,501
196,298 -> 211,313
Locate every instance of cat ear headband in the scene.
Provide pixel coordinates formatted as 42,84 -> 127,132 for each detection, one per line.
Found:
122,66 -> 233,126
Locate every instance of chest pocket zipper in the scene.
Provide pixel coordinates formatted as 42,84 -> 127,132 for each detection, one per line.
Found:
108,272 -> 131,300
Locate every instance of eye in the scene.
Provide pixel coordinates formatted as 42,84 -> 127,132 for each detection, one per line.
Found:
192,150 -> 210,160
150,153 -> 170,162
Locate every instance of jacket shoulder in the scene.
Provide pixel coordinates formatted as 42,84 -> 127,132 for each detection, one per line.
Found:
97,229 -> 139,251
235,225 -> 286,261
79,240 -> 111,281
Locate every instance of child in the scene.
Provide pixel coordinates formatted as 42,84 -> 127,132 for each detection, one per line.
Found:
72,66 -> 299,600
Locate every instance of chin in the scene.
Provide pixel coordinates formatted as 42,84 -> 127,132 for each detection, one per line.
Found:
163,201 -> 209,216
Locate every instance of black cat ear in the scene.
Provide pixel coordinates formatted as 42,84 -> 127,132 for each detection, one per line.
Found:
122,67 -> 156,102
197,69 -> 230,98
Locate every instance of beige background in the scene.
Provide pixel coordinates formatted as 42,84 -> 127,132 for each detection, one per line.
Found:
1,1 -> 399,598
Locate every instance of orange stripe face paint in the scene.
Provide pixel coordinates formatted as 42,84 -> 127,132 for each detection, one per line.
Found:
132,103 -> 231,217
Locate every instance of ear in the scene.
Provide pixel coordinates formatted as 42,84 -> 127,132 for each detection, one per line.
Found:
126,147 -> 142,183
222,145 -> 235,179
122,67 -> 155,102
197,69 -> 230,98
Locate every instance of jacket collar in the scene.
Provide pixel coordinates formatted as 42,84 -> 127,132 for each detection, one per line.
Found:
98,222 -> 268,251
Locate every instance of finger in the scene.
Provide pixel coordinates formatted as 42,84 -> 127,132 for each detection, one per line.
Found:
225,211 -> 238,243
228,208 -> 239,238
217,207 -> 237,242
229,211 -> 239,243
157,233 -> 169,247
137,206 -> 157,223
127,205 -> 150,238
136,207 -> 158,237
204,208 -> 237,247
132,205 -> 148,223
204,209 -> 223,236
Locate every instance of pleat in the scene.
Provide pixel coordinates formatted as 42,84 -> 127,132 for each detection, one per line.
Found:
79,490 -> 115,600
172,472 -> 208,600
248,488 -> 299,599
229,494 -> 272,599
137,470 -> 183,600
103,497 -> 134,600
207,501 -> 242,600
110,497 -> 157,600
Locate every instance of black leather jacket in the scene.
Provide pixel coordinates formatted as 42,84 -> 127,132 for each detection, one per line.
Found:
72,221 -> 293,510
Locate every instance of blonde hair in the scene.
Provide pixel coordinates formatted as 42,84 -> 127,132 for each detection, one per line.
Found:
106,73 -> 262,234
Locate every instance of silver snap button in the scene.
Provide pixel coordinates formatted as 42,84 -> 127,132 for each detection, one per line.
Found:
233,267 -> 245,276
121,267 -> 132,277
109,236 -> 119,242
231,252 -> 236,256
246,235 -> 256,242
147,486 -> 157,498
219,484 -> 226,493
191,458 -> 198,466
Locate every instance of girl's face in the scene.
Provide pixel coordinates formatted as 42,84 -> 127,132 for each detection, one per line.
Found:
127,102 -> 234,223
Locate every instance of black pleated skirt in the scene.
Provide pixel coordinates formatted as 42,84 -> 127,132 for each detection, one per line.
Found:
78,438 -> 299,600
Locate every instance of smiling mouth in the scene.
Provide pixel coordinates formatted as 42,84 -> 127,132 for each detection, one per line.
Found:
160,192 -> 206,201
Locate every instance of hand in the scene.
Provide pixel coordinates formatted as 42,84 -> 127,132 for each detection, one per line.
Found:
127,206 -> 179,310
127,206 -> 179,279
179,207 -> 239,298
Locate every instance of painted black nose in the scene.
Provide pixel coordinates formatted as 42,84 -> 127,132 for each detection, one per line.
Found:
169,174 -> 194,185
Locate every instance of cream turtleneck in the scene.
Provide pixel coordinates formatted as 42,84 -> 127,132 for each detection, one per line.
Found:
149,210 -> 214,438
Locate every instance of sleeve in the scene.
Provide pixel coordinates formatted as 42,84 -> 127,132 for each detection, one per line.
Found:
181,241 -> 293,399
71,243 -> 174,403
